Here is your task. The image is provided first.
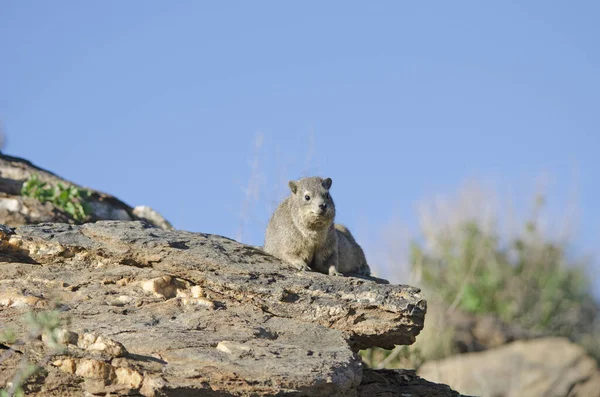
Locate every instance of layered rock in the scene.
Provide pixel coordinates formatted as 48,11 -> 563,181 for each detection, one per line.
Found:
0,154 -> 469,396
0,220 -> 457,396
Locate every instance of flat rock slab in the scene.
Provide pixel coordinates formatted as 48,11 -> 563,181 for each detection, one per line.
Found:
0,221 -> 427,396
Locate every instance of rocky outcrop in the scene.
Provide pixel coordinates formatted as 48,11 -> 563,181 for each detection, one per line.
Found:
418,337 -> 600,397
0,153 -> 472,396
0,153 -> 172,229
0,220 -> 465,396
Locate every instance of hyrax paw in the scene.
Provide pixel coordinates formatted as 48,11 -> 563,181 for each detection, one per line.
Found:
291,261 -> 311,272
299,263 -> 312,272
328,268 -> 342,277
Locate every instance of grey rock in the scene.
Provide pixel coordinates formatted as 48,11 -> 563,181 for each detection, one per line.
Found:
359,369 -> 475,397
133,205 -> 174,230
0,220 -> 433,396
418,337 -> 600,397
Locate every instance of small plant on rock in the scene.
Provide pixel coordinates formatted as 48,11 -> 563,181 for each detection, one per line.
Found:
21,174 -> 92,222
0,307 -> 69,396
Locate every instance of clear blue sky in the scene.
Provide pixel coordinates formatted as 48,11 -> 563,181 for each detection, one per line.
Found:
1,2 -> 599,291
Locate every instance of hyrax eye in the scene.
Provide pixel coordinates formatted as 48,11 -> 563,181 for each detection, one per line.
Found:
326,193 -> 330,199
304,195 -> 310,201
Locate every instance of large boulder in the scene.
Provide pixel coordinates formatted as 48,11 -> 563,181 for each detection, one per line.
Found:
418,337 -> 600,397
0,154 -> 470,396
0,220 -> 465,396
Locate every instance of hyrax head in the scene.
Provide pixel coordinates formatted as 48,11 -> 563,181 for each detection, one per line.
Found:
288,176 -> 335,229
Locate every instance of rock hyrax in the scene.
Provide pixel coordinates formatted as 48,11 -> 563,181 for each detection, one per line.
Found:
264,176 -> 371,276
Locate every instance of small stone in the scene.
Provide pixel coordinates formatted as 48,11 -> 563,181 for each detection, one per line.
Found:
115,367 -> 143,388
216,341 -> 251,355
116,278 -> 130,286
190,285 -> 204,298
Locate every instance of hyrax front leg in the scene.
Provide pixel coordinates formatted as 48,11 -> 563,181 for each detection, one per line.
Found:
328,264 -> 341,276
321,251 -> 342,276
282,253 -> 312,272
327,261 -> 342,276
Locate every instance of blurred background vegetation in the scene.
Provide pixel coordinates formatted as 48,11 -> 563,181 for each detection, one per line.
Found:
359,183 -> 599,369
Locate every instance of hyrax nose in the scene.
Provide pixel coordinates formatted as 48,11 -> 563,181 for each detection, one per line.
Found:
319,203 -> 327,211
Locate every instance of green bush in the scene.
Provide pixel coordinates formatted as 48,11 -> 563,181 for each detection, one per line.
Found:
410,196 -> 596,340
362,187 -> 599,369
21,174 -> 92,222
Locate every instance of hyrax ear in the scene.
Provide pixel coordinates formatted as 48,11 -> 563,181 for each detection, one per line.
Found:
288,180 -> 298,194
322,178 -> 332,190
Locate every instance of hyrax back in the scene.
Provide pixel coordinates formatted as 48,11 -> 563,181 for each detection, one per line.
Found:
264,177 -> 340,276
264,176 -> 371,276
335,224 -> 371,276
